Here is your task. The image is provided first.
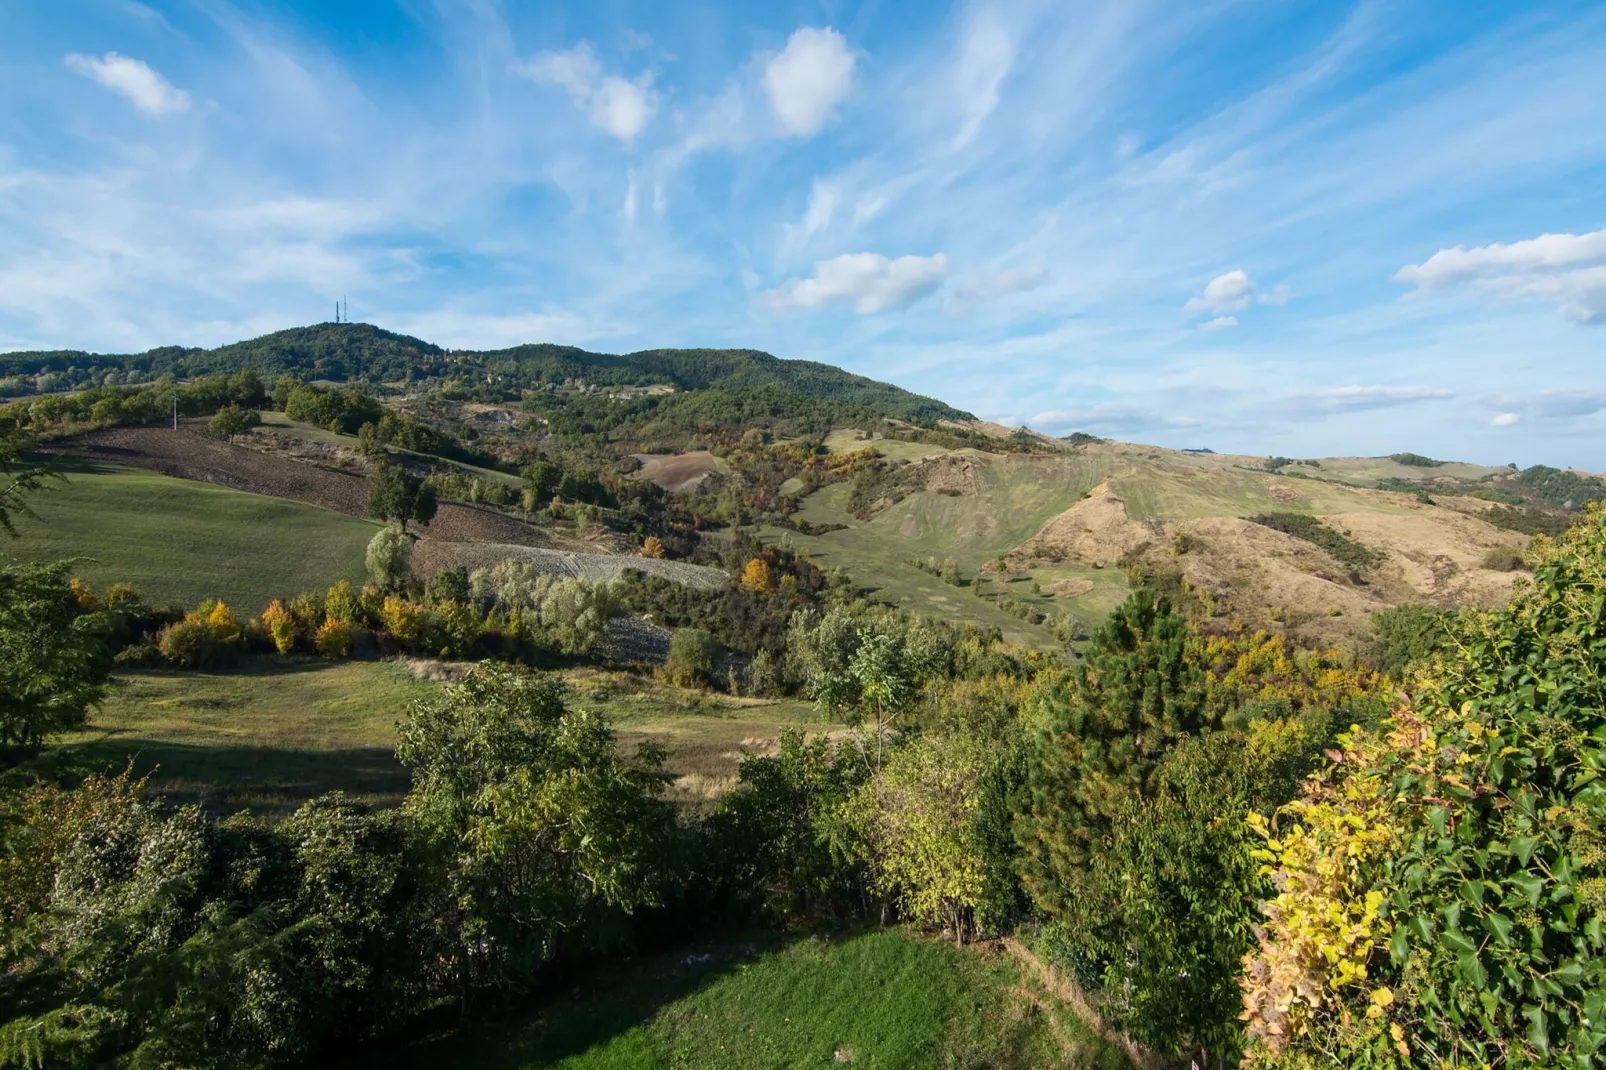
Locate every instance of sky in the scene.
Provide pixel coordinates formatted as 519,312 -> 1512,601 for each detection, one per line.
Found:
3,1 -> 1605,467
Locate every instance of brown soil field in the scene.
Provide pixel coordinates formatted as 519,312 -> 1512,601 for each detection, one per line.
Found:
632,450 -> 729,492
46,426 -> 557,549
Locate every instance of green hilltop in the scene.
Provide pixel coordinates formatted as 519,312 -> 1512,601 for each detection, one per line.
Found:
0,322 -> 972,426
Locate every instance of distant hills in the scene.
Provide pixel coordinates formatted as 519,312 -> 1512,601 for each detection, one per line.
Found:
0,323 -> 971,426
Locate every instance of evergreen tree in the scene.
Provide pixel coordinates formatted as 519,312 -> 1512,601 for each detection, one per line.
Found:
1013,589 -> 1211,926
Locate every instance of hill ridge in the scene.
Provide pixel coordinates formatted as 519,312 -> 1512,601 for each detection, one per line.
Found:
0,322 -> 971,425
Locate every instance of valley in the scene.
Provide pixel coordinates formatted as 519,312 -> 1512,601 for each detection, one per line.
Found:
2,323 -> 1602,1069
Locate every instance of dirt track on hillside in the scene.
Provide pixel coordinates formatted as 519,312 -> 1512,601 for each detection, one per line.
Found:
47,426 -> 557,548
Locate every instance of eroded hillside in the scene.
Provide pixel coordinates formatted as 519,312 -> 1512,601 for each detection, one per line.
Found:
777,435 -> 1537,651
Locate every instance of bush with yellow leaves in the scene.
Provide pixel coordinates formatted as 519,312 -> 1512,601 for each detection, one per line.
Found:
1241,503 -> 1606,1068
260,599 -> 297,654
313,617 -> 353,658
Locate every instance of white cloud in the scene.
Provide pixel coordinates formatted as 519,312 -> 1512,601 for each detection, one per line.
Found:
950,9 -> 1014,149
518,43 -> 656,143
1487,389 -> 1606,424
1198,315 -> 1238,331
65,52 -> 189,114
946,266 -> 1046,312
764,27 -> 856,137
1028,404 -> 1203,436
1293,385 -> 1453,413
1258,283 -> 1292,306
1184,269 -> 1255,313
763,252 -> 947,314
1396,228 -> 1606,324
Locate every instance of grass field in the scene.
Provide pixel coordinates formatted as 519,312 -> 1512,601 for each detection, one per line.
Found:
388,928 -> 1132,1070
18,660 -> 432,817
9,457 -> 379,612
15,660 -> 829,819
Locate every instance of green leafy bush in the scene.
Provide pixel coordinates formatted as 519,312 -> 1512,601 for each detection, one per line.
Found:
1243,502 -> 1606,1067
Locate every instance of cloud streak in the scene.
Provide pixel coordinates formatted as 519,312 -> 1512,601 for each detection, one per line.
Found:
65,52 -> 189,114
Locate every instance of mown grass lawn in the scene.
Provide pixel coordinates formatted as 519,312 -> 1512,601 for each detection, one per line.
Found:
9,457 -> 378,612
391,928 -> 1133,1070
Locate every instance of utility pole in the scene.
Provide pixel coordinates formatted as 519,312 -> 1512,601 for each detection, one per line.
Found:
172,394 -> 177,430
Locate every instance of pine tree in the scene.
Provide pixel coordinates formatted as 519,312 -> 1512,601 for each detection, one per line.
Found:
1013,589 -> 1212,925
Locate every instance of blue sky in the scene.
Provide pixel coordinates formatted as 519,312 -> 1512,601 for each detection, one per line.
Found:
3,1 -> 1606,466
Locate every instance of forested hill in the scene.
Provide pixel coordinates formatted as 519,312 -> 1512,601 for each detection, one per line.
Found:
1,323 -> 971,425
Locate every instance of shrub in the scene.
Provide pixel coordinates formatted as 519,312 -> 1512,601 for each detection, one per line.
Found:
852,735 -> 988,944
428,600 -> 481,658
157,616 -> 224,667
204,599 -> 242,642
380,596 -> 425,647
703,729 -> 869,918
314,618 -> 353,658
640,535 -> 665,559
325,579 -> 362,624
1480,546 -> 1525,571
1388,452 -> 1442,467
424,567 -> 470,606
288,592 -> 323,635
1368,603 -> 1449,679
665,627 -> 715,687
1241,502 -> 1606,1067
261,599 -> 297,654
1247,512 -> 1384,571
1483,503 -> 1570,536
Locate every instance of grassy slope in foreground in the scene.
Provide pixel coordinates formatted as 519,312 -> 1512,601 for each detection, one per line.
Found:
9,458 -> 379,612
391,928 -> 1132,1070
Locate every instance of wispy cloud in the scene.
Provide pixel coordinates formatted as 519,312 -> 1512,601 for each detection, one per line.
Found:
7,2 -> 1606,466
65,52 -> 189,114
945,266 -> 1045,312
1287,385 -> 1454,414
